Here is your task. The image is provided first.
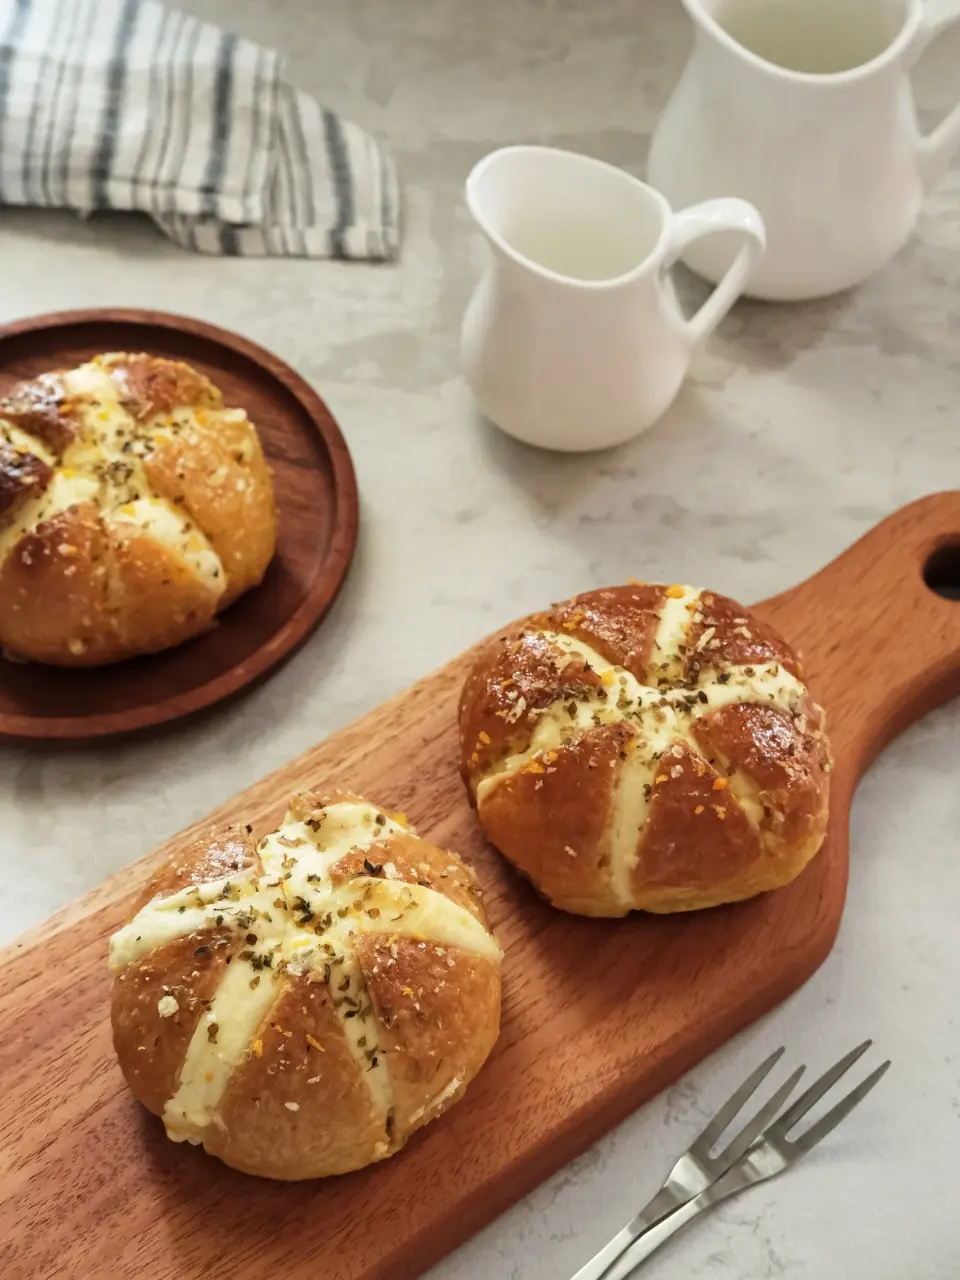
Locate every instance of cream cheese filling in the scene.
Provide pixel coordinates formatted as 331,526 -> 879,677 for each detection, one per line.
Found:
0,421 -> 56,466
0,360 -> 224,592
164,960 -> 283,1143
476,626 -> 809,907
408,1074 -> 463,1126
0,469 -> 100,562
650,585 -> 701,684
107,497 -> 222,590
606,743 -> 655,908
110,801 -> 501,1142
477,633 -> 807,798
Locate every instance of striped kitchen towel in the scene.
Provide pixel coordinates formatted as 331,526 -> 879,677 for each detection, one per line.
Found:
0,0 -> 399,259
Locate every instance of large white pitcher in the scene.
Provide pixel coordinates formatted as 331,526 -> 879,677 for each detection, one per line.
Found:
648,0 -> 960,301
460,147 -> 765,453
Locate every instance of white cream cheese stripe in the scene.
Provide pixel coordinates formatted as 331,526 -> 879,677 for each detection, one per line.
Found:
61,362 -> 121,402
0,421 -> 56,465
550,630 -> 808,717
477,632 -> 808,802
107,499 -> 223,590
109,870 -> 265,972
314,937 -> 395,1122
259,805 -> 399,1118
0,361 -> 224,590
110,870 -> 501,974
547,632 -> 696,908
347,880 -> 502,959
63,365 -> 225,590
164,960 -> 283,1144
0,469 -> 100,561
257,803 -> 409,883
650,585 -> 701,683
109,873 -> 501,974
261,797 -> 405,1095
606,747 -> 653,908
262,804 -> 501,959
110,800 -> 501,1139
474,632 -> 634,807
408,1075 -> 463,1126
713,761 -> 766,831
475,630 -> 809,905
474,632 -> 674,904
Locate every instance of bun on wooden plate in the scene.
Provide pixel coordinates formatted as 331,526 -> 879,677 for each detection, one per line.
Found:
0,353 -> 275,665
459,583 -> 832,917
109,792 -> 502,1180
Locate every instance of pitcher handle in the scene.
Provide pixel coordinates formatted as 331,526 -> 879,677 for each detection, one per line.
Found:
664,198 -> 766,348
908,0 -> 960,190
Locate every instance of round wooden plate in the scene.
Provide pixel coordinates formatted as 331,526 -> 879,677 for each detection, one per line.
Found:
0,309 -> 359,742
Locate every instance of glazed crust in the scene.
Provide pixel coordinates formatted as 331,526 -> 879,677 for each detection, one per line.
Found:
0,353 -> 276,665
459,584 -> 832,916
0,443 -> 52,518
112,929 -> 237,1117
355,934 -> 502,1145
110,793 -> 502,1181
209,976 -> 389,1179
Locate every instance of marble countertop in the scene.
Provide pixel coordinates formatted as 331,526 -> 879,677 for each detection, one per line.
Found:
1,1 -> 958,1277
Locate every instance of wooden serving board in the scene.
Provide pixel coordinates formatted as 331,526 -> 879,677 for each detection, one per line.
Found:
2,494 -> 959,1280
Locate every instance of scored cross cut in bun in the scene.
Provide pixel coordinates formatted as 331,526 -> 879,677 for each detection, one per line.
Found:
109,792 -> 502,1180
0,352 -> 275,666
459,583 -> 833,917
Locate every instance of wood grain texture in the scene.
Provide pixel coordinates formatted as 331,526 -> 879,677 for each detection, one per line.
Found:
0,309 -> 358,742
1,493 -> 958,1280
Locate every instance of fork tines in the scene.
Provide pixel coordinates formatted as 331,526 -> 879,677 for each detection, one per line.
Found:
768,1039 -> 891,1154
573,1039 -> 890,1280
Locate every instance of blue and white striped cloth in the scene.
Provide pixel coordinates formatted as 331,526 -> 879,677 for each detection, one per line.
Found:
0,0 -> 400,259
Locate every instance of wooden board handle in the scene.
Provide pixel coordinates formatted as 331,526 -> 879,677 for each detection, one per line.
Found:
758,491 -> 960,786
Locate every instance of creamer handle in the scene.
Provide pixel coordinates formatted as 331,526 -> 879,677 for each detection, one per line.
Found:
909,0 -> 960,190
664,199 -> 766,348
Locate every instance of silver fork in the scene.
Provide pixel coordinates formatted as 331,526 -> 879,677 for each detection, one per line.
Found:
572,1041 -> 890,1280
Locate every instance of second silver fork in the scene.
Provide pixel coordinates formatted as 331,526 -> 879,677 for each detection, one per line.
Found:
572,1040 -> 890,1280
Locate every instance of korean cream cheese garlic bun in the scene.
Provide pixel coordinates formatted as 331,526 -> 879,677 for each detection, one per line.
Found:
460,583 -> 832,917
110,793 -> 502,1180
0,353 -> 275,665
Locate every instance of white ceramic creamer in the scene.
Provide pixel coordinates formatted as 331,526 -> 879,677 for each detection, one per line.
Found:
648,0 -> 960,301
460,147 -> 765,453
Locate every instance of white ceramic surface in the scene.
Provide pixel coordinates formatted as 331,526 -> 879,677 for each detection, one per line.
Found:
648,0 -> 960,300
461,146 -> 764,451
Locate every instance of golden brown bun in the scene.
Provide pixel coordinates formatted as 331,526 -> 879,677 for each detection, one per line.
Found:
459,583 -> 832,916
109,792 -> 502,1181
0,353 -> 276,665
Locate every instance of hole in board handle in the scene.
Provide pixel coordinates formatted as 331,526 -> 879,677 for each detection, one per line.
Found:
924,543 -> 960,601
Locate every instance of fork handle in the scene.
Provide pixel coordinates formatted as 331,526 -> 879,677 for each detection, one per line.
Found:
599,1196 -> 705,1278
600,1167 -> 752,1280
569,1226 -> 640,1280
569,1186 -> 685,1280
